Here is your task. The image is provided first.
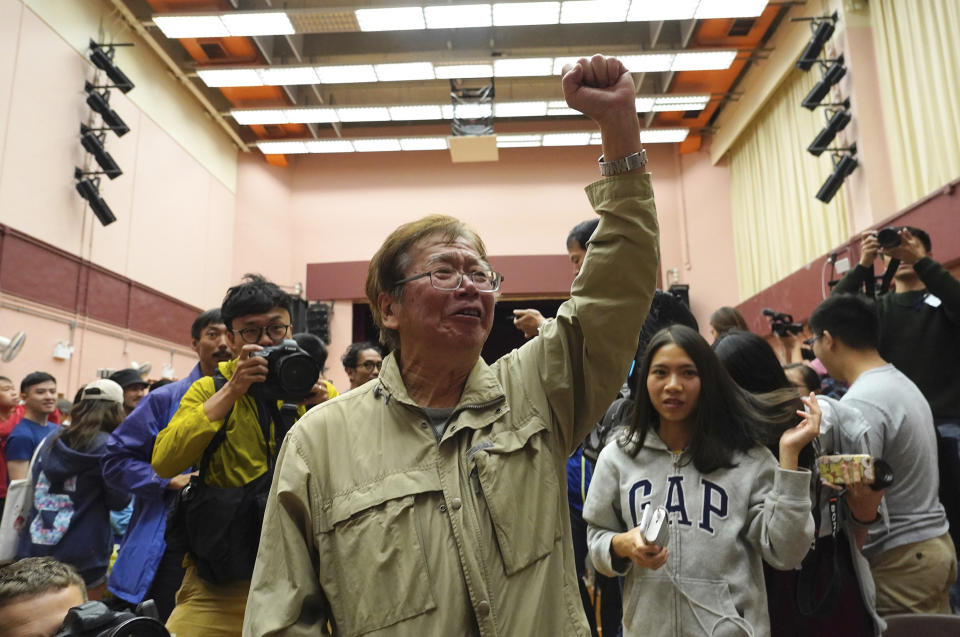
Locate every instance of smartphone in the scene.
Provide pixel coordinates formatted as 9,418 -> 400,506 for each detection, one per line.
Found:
639,505 -> 670,548
817,454 -> 875,484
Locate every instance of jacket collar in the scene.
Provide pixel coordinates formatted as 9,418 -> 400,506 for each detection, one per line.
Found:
377,352 -> 505,412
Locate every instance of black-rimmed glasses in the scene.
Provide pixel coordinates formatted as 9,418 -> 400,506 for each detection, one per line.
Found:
396,268 -> 503,292
357,360 -> 383,372
234,323 -> 291,344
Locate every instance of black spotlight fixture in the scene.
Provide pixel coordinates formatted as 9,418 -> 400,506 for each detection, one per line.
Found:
807,99 -> 852,156
815,143 -> 858,204
802,55 -> 846,110
84,82 -> 129,136
80,124 -> 122,179
795,12 -> 839,71
88,40 -> 135,93
74,173 -> 117,226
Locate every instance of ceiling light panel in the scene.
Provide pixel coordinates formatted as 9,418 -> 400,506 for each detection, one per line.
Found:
425,4 -> 493,29
452,103 -> 493,118
547,101 -> 579,116
634,97 -> 655,112
627,0 -> 698,21
389,105 -> 444,120
353,138 -> 403,152
560,0 -> 630,24
259,141 -> 309,154
306,140 -> 355,153
374,62 -> 436,82
221,12 -> 295,36
259,67 -> 319,85
492,2 -> 560,26
620,54 -> 674,73
196,68 -> 263,87
695,0 -> 768,19
494,58 -> 554,77
495,101 -> 548,117
231,109 -> 289,125
434,64 -> 493,79
315,64 -> 378,84
640,128 -> 690,144
542,132 -> 592,146
399,137 -> 449,151
671,51 -> 738,71
153,15 -> 228,38
336,107 -> 391,122
355,7 -> 425,31
286,108 -> 339,124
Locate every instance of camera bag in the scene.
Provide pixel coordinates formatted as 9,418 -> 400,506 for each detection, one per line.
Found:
165,372 -> 297,585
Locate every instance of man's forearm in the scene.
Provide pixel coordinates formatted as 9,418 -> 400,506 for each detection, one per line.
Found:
832,264 -> 870,295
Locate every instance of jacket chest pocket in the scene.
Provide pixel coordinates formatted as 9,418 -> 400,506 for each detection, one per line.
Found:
472,417 -> 562,575
316,471 -> 439,636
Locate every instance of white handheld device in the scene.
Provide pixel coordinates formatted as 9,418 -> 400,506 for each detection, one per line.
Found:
639,505 -> 670,548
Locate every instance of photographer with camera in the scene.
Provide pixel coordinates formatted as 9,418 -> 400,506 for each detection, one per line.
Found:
834,226 -> 960,605
151,274 -> 322,637
808,294 -> 956,616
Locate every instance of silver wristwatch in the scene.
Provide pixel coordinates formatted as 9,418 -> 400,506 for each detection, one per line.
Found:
598,149 -> 647,176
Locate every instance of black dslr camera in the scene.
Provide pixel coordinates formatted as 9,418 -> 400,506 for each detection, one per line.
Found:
55,601 -> 169,637
875,226 -> 903,249
762,308 -> 803,337
251,338 -> 321,401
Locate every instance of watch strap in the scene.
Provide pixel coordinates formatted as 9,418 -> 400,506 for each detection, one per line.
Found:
598,149 -> 647,176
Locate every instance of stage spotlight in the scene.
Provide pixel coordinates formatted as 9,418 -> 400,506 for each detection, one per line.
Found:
84,82 -> 129,136
816,152 -> 858,204
801,56 -> 846,110
88,40 -> 134,93
75,177 -> 117,226
80,125 -> 122,179
796,13 -> 838,71
807,105 -> 851,156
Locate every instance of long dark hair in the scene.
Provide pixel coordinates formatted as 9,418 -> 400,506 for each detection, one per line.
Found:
56,399 -> 125,452
623,325 -> 800,474
713,329 -> 791,394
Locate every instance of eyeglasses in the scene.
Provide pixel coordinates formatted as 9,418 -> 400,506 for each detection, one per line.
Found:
234,323 -> 290,344
803,334 -> 822,347
357,360 -> 383,372
396,267 -> 503,292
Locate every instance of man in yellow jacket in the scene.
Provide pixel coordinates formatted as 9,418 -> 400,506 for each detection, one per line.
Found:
244,55 -> 660,636
153,274 -> 322,637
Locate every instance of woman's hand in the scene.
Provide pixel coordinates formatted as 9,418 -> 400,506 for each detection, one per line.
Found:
779,392 -> 821,470
611,526 -> 669,571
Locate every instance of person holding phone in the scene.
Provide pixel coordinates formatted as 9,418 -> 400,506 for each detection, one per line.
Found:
584,325 -> 819,636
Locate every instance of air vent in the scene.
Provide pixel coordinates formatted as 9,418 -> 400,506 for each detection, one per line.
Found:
199,41 -> 228,61
728,18 -> 756,37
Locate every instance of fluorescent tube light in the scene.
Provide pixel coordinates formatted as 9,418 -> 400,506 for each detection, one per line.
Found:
355,7 -> 425,31
553,57 -> 583,75
495,101 -> 548,117
306,140 -> 355,153
655,94 -> 710,105
634,97 -> 655,112
434,64 -> 494,79
640,129 -> 690,144
221,12 -> 295,36
671,51 -> 737,71
493,2 -> 560,26
259,67 -> 319,86
546,101 -> 579,116
286,108 -> 339,124
374,62 -> 436,82
153,16 -> 228,38
353,138 -> 403,152
494,58 -> 554,77
231,109 -> 289,125
336,107 -> 391,122
620,54 -> 674,73
425,5 -> 492,29
561,0 -> 629,24
197,68 -> 263,87
400,137 -> 449,151
389,105 -> 444,121
452,103 -> 493,118
627,1 -> 697,21
589,132 -> 603,145
543,132 -> 592,146
315,65 -> 378,84
258,141 -> 308,154
497,134 -> 542,147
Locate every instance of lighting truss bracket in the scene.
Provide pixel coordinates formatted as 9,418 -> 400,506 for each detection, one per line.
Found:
84,81 -> 112,102
822,142 -> 858,166
80,124 -> 110,141
89,40 -> 135,59
812,57 -> 843,72
450,79 -> 495,137
74,168 -> 102,186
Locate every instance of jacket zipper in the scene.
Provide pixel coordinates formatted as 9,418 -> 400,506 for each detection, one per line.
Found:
672,452 -> 682,637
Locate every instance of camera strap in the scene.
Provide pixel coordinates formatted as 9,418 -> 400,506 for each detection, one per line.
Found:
878,258 -> 899,295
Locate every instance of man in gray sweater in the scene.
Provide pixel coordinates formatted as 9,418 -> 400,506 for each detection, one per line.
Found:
809,293 -> 956,615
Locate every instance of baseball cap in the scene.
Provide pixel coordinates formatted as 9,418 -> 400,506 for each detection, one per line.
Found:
80,379 -> 124,404
109,368 -> 148,389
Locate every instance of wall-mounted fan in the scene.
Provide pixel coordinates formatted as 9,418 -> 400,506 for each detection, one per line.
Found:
0,331 -> 26,362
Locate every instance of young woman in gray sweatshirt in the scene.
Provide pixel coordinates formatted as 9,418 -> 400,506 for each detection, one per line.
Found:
584,326 -> 819,637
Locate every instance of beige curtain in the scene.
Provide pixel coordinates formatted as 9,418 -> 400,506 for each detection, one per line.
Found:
870,0 -> 960,208
728,69 -> 850,300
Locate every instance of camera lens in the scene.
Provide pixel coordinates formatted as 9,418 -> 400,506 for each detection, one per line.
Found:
276,354 -> 320,395
876,227 -> 901,249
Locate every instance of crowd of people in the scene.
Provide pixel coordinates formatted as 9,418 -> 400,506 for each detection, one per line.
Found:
1,54 -> 959,637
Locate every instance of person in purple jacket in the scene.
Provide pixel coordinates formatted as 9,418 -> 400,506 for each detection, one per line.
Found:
102,309 -> 231,621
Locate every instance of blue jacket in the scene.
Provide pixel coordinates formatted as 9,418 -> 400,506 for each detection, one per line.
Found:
103,364 -> 202,603
19,431 -> 130,583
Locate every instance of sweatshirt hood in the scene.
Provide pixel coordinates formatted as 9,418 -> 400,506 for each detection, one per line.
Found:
41,433 -> 108,483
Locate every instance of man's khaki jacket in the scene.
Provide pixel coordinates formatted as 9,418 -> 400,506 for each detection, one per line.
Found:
244,173 -> 660,637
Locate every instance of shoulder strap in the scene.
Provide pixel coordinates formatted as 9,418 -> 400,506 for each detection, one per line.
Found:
198,372 -> 233,480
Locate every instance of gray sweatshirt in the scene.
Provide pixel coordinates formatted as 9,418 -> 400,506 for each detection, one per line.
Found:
584,432 -> 814,637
